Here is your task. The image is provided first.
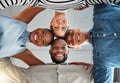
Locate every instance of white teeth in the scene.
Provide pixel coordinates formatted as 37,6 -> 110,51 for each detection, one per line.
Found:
56,54 -> 63,56
34,34 -> 37,40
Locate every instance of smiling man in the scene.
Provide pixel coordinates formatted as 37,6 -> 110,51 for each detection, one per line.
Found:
49,38 -> 69,64
65,29 -> 90,49
65,4 -> 120,83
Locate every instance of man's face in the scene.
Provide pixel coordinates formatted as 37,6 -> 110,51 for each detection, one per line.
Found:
50,14 -> 69,37
30,28 -> 53,46
50,39 -> 69,64
65,29 -> 86,48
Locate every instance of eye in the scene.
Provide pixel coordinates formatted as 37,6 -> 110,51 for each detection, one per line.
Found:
61,47 -> 66,50
52,47 -> 58,50
78,40 -> 80,42
54,27 -> 59,31
77,32 -> 80,35
62,27 -> 66,31
42,31 -> 45,35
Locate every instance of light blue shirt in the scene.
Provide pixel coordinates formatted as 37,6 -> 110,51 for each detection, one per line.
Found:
0,15 -> 30,57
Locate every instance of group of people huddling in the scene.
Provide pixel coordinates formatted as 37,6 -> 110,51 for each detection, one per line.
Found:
1,0 -> 120,83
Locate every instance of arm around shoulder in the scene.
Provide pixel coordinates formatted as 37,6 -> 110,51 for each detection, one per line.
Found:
12,49 -> 45,66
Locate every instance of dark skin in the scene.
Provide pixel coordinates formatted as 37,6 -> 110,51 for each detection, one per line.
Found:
49,38 -> 92,67
12,6 -> 45,23
13,6 -> 53,47
12,7 -> 91,66
12,6 -> 45,66
13,49 -> 45,66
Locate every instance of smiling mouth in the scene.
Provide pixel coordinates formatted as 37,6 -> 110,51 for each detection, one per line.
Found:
56,53 -> 63,56
55,53 -> 64,60
34,32 -> 39,42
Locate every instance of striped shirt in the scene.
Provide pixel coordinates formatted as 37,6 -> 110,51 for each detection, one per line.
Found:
0,0 -> 120,10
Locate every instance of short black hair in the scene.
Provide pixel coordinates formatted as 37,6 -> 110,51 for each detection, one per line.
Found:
50,38 -> 65,48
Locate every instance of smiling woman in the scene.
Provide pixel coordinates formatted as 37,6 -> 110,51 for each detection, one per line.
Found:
29,28 -> 54,46
50,11 -> 69,37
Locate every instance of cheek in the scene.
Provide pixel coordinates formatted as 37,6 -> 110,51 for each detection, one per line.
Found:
51,50 -> 57,54
64,49 -> 68,53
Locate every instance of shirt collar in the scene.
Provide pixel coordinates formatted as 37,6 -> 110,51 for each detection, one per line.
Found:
26,31 -> 30,42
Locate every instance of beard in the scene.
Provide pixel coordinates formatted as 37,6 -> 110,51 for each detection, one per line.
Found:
50,53 -> 68,64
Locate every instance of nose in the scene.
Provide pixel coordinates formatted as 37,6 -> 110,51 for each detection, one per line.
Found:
38,35 -> 42,39
57,47 -> 64,52
58,24 -> 62,29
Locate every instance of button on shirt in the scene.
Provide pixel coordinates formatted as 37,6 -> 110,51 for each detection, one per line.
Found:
0,15 -> 30,57
90,4 -> 120,67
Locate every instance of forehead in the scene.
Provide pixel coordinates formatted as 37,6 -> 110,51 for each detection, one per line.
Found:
52,39 -> 67,47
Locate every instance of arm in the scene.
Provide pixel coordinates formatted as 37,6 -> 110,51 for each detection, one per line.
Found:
69,62 -> 92,69
74,0 -> 120,11
85,0 -> 120,6
12,49 -> 45,66
12,6 -> 45,24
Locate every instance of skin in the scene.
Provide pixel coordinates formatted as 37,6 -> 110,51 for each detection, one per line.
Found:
30,28 -> 53,46
11,6 -> 48,66
13,49 -> 45,66
11,6 -> 90,66
50,11 -> 69,37
49,38 -> 69,62
13,6 -> 53,47
65,29 -> 90,49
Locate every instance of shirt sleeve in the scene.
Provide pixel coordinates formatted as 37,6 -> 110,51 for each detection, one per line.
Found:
85,0 -> 120,5
0,0 -> 38,10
